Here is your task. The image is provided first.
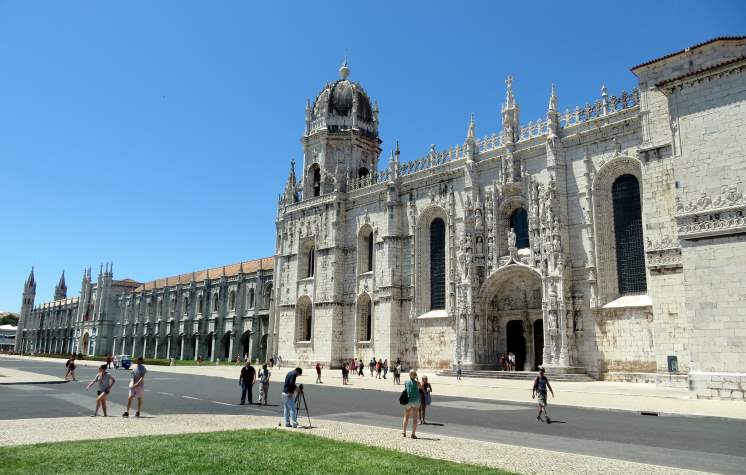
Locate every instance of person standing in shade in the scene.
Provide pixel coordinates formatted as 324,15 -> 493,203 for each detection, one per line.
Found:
258,363 -> 271,405
282,367 -> 303,428
402,370 -> 421,439
419,376 -> 433,424
123,357 -> 146,417
64,355 -> 77,381
532,367 -> 555,423
456,361 -> 463,381
341,362 -> 349,385
315,362 -> 323,384
86,364 -> 116,416
239,360 -> 257,405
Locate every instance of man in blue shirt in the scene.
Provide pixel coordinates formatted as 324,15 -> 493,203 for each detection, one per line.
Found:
282,367 -> 303,428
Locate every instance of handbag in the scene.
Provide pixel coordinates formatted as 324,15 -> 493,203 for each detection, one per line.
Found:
399,389 -> 409,405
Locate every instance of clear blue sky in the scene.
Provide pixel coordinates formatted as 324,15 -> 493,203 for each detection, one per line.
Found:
1,1 -> 744,311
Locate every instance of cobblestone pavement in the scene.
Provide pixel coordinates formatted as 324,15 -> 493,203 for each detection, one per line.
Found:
0,414 -> 711,475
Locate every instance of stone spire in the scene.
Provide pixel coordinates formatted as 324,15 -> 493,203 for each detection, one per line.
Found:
339,58 -> 350,80
501,75 -> 520,144
283,158 -> 298,204
54,270 -> 67,301
304,98 -> 312,135
25,267 -> 35,288
465,113 -> 478,162
547,84 -> 560,138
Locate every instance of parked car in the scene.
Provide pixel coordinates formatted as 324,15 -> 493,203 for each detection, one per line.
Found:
113,354 -> 132,370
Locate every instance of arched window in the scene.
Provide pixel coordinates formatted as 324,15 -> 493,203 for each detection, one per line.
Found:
263,283 -> 272,308
357,293 -> 372,341
358,167 -> 369,179
358,227 -> 374,273
182,296 -> 189,315
248,288 -> 255,309
229,290 -> 236,311
296,296 -> 312,342
169,296 -> 175,318
510,208 -> 529,249
430,218 -> 446,310
612,174 -> 646,294
309,164 -> 321,197
197,294 -> 203,315
307,247 -> 315,278
213,293 -> 220,312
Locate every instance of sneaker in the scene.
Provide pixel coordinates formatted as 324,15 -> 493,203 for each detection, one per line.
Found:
546,417 -> 551,424
122,412 -> 129,417
536,415 -> 542,422
135,412 -> 140,417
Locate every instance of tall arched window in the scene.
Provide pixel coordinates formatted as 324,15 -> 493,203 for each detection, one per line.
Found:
263,283 -> 272,309
197,294 -> 203,315
309,164 -> 321,197
430,218 -> 446,310
612,174 -> 646,294
248,288 -> 255,308
229,290 -> 236,311
212,293 -> 220,312
307,247 -> 315,278
357,293 -> 372,341
367,232 -> 374,272
296,296 -> 312,342
510,208 -> 530,249
358,227 -> 374,273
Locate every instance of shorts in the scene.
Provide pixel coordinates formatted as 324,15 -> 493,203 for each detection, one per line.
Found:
405,402 -> 420,410
96,390 -> 110,396
129,385 -> 145,398
537,392 -> 547,407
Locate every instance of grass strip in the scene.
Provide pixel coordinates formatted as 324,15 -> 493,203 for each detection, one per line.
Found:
0,428 -> 511,474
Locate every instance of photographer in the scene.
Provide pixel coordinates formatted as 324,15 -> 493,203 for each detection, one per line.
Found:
281,367 -> 303,428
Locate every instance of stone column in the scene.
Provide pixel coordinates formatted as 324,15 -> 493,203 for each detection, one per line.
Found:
210,334 -> 216,362
180,337 -> 185,360
142,338 -> 148,359
112,338 -> 117,357
247,331 -> 255,362
131,336 -> 137,357
154,338 -> 159,360
559,303 -> 569,366
194,335 -> 199,360
228,332 -> 234,361
167,337 -> 172,360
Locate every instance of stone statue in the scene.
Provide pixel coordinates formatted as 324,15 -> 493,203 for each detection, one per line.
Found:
508,227 -> 517,248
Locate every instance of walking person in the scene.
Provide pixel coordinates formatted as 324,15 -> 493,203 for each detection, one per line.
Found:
532,367 -> 555,423
358,358 -> 365,377
258,363 -> 271,405
376,359 -> 382,379
369,357 -> 375,377
86,364 -> 116,417
64,354 -> 77,381
105,354 -> 113,369
239,360 -> 257,405
456,360 -> 463,381
281,367 -> 303,428
419,376 -> 432,424
315,362 -> 323,384
383,359 -> 389,379
341,362 -> 349,385
350,359 -> 357,376
123,356 -> 146,417
401,370 -> 421,439
393,361 -> 401,385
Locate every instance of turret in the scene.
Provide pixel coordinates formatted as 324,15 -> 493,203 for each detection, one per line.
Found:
465,113 -> 477,163
54,270 -> 67,301
547,84 -> 560,139
16,267 -> 36,351
501,75 -> 520,145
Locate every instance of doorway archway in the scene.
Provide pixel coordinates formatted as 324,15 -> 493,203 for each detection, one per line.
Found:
506,320 -> 526,371
81,333 -> 90,356
533,319 -> 544,370
479,264 -> 543,368
240,331 -> 251,359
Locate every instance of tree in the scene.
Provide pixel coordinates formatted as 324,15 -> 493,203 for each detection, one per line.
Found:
0,313 -> 19,326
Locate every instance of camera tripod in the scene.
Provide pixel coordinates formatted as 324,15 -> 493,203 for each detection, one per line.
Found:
295,385 -> 312,428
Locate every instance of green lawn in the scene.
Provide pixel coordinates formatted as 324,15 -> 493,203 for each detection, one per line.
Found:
0,429 -> 511,474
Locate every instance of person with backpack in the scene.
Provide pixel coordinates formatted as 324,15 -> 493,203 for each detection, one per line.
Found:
86,364 -> 116,416
532,367 -> 555,423
64,354 -> 77,381
401,370 -> 421,439
258,363 -> 271,405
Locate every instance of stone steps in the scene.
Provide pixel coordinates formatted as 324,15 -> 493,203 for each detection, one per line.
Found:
438,369 -> 596,382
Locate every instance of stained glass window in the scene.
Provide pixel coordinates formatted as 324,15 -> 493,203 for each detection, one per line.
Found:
612,174 -> 647,294
430,218 -> 446,310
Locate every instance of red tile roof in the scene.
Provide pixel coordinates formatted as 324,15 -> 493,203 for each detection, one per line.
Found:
134,257 -> 274,292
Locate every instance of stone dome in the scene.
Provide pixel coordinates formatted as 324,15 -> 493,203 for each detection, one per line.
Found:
309,61 -> 377,132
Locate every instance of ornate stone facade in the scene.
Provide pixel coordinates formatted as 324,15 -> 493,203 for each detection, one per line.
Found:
15,259 -> 274,363
268,38 -> 746,400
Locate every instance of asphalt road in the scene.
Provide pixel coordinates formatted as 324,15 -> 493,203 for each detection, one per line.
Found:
1,357 -> 745,474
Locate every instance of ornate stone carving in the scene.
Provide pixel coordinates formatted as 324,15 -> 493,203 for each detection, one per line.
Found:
676,185 -> 746,239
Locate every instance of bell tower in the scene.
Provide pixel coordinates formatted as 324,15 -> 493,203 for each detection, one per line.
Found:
300,60 -> 382,199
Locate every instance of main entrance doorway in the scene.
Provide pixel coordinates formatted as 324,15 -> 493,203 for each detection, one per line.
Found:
533,319 -> 543,370
480,265 -> 543,369
506,320 -> 526,371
